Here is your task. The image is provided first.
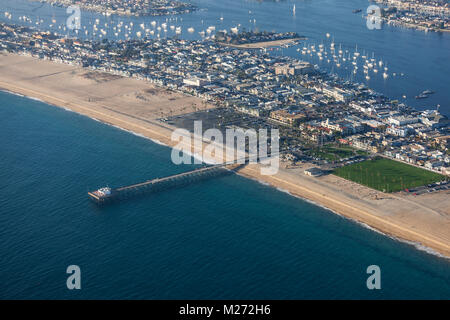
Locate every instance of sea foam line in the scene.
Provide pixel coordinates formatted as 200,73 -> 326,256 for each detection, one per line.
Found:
248,174 -> 450,260
1,89 -> 24,98
1,89 -> 45,103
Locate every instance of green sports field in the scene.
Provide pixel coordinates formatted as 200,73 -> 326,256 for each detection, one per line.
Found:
333,157 -> 446,193
306,145 -> 367,162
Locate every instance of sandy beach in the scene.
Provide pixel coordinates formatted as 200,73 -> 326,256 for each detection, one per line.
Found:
1,52 -> 449,258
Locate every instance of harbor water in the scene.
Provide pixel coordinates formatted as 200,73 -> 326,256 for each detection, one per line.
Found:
0,0 -> 449,115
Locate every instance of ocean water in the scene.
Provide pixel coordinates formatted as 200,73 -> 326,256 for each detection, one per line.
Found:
1,0 -> 449,116
0,91 -> 449,299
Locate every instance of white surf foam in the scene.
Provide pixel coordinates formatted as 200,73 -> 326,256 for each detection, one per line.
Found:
245,174 -> 449,260
1,89 -> 24,97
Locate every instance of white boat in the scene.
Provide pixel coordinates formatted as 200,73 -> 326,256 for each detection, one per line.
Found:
354,44 -> 360,57
91,187 -> 112,199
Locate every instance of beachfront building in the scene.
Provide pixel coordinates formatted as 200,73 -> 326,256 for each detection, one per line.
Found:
270,109 -> 306,126
274,62 -> 314,77
386,126 -> 413,137
236,105 -> 268,117
322,86 -> 354,103
183,77 -> 209,87
304,167 -> 324,177
421,110 -> 450,129
388,115 -> 420,126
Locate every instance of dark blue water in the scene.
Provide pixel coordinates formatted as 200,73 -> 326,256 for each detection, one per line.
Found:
0,91 -> 449,299
1,0 -> 449,115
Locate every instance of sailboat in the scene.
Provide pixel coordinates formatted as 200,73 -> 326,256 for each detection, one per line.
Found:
354,44 -> 360,57
293,4 -> 296,15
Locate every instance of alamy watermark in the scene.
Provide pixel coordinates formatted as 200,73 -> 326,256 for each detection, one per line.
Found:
171,121 -> 280,175
66,265 -> 81,290
366,265 -> 381,290
64,264 -> 381,291
366,5 -> 382,30
66,5 -> 81,31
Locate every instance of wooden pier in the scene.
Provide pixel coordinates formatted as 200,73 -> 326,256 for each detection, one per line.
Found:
88,163 -> 243,204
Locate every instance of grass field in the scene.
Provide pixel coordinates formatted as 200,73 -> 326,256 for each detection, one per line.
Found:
306,145 -> 367,162
333,157 -> 446,193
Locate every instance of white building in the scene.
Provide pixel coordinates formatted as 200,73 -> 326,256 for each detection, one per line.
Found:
183,77 -> 208,87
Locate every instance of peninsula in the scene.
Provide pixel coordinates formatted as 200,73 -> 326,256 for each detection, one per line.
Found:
373,0 -> 450,32
29,0 -> 197,17
216,31 -> 304,49
0,23 -> 449,257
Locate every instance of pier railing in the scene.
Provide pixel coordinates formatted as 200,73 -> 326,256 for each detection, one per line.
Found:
88,163 -> 243,204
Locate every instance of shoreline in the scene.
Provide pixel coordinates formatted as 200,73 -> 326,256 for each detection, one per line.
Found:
1,53 -> 449,259
241,170 -> 449,260
218,38 -> 304,49
29,0 -> 198,17
5,86 -> 447,260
